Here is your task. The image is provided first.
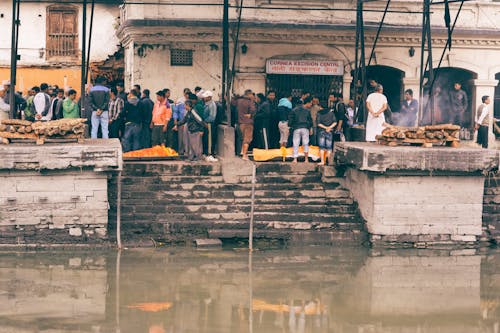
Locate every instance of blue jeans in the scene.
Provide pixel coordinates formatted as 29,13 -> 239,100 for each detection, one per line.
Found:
122,123 -> 142,152
91,111 -> 109,139
318,130 -> 333,150
292,128 -> 310,158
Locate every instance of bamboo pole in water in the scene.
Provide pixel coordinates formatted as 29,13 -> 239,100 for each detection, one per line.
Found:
249,163 -> 256,251
116,171 -> 122,249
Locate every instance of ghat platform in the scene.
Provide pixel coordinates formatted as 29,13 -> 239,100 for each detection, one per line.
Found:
334,142 -> 499,247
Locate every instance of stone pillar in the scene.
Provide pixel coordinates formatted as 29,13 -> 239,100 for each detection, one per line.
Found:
342,74 -> 353,101
473,79 -> 498,148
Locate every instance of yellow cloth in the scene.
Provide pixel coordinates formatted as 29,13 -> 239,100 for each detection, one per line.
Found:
253,146 -> 320,162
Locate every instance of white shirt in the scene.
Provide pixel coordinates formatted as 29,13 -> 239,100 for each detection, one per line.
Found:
0,96 -> 9,113
33,92 -> 52,120
475,103 -> 489,125
366,92 -> 387,113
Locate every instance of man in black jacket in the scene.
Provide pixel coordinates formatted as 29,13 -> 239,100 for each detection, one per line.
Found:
289,96 -> 313,163
121,90 -> 144,152
140,89 -> 154,148
89,76 -> 110,138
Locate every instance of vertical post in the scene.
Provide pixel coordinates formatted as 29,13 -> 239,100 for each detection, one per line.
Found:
81,0 -> 87,117
359,1 -> 367,125
417,0 -> 434,125
222,0 -> 230,124
9,0 -> 18,119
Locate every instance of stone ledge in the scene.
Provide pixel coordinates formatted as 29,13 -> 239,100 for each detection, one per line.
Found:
0,139 -> 123,171
334,142 -> 499,173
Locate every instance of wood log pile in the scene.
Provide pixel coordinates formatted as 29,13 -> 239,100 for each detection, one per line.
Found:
0,118 -> 87,144
376,124 -> 461,148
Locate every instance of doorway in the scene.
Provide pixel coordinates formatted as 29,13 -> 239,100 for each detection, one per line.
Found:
266,74 -> 343,106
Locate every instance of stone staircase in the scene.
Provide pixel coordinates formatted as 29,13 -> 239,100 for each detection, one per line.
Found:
111,161 -> 366,245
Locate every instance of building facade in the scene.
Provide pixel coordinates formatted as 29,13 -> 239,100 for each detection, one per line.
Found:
0,1 -> 121,94
118,0 -> 500,140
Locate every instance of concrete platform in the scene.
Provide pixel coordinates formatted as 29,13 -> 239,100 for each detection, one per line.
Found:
334,142 -> 498,174
0,139 -> 122,245
334,142 -> 499,248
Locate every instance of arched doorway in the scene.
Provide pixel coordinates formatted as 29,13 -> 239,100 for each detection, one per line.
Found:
494,72 -> 500,119
422,67 -> 477,127
350,66 -> 405,114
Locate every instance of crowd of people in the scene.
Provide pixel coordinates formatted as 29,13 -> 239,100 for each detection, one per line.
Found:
1,76 -> 495,161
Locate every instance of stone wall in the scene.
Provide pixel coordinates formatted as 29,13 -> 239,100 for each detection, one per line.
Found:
0,140 -> 122,246
483,172 -> 500,244
0,170 -> 109,245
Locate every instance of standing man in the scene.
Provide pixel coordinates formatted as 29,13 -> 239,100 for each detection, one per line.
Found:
62,89 -> 80,119
236,89 -> 257,160
400,89 -> 418,127
365,84 -> 387,142
121,90 -> 143,152
0,86 -> 10,120
174,88 -> 191,155
449,82 -> 468,126
332,93 -> 347,142
140,89 -> 154,148
202,90 -> 218,161
50,89 -> 65,120
475,95 -> 491,149
255,90 -> 276,149
150,90 -> 170,147
89,76 -> 110,139
2,80 -> 26,119
108,88 -> 124,138
309,96 -> 322,146
33,83 -> 51,121
289,96 -> 313,163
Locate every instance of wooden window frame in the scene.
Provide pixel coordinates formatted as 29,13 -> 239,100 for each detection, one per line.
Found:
46,5 -> 79,61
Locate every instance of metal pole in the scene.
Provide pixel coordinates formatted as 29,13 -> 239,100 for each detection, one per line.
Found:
81,0 -> 87,117
230,0 -> 244,95
249,163 -> 255,252
368,0 -> 391,67
425,4 -> 434,125
359,1 -> 368,126
85,0 -> 95,84
353,0 -> 360,122
9,0 -> 18,119
116,171 -> 122,249
222,0 -> 230,124
418,0 -> 428,126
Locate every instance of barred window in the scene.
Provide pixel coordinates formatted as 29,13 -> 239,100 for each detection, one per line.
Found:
46,5 -> 78,59
170,49 -> 193,66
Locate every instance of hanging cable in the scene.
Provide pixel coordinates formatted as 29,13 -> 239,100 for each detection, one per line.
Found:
230,0 -> 244,95
367,0 -> 390,67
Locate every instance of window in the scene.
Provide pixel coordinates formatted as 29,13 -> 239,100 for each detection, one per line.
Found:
46,5 -> 78,59
170,49 -> 193,66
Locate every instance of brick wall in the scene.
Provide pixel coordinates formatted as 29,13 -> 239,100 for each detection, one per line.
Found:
0,170 -> 109,245
483,172 -> 500,244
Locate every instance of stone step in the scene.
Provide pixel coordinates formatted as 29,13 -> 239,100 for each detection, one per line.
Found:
122,181 -> 343,192
207,229 -> 366,244
124,203 -> 357,215
255,174 -> 323,183
122,175 -> 226,185
255,162 -> 319,174
123,162 -> 222,177
121,197 -> 355,206
123,219 -> 364,231
150,189 -> 351,200
123,212 -> 360,223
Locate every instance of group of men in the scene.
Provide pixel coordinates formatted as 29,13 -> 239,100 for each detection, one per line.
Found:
233,89 -> 355,164
82,78 -> 220,161
0,79 -> 80,122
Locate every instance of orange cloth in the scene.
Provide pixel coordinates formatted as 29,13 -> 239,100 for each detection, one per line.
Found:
152,101 -> 171,125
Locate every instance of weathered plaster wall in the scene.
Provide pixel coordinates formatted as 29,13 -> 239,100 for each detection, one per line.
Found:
483,173 -> 500,244
0,3 -> 119,66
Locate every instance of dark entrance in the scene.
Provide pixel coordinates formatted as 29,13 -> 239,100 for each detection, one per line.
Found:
350,65 -> 405,113
422,67 -> 476,127
266,74 -> 343,105
494,72 -> 500,119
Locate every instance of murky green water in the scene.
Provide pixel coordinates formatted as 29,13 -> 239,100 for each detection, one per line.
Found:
1,246 -> 499,333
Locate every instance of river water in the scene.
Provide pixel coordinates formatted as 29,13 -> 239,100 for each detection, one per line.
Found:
0,246 -> 499,333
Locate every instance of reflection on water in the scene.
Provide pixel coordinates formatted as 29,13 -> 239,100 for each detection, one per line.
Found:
0,247 -> 499,333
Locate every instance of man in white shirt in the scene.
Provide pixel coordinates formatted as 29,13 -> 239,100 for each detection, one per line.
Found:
365,84 -> 388,142
33,83 -> 52,121
0,86 -> 10,120
475,95 -> 490,148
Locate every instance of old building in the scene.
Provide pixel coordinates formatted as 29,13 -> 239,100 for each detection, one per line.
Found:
118,0 -> 500,138
0,1 -> 121,94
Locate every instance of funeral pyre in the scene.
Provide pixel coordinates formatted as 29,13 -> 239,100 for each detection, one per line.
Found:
0,118 -> 87,144
376,124 -> 461,147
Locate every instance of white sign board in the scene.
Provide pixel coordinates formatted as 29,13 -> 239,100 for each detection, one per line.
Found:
266,59 -> 344,76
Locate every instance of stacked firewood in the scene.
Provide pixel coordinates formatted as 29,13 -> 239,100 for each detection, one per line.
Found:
0,118 -> 87,143
376,124 -> 461,147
